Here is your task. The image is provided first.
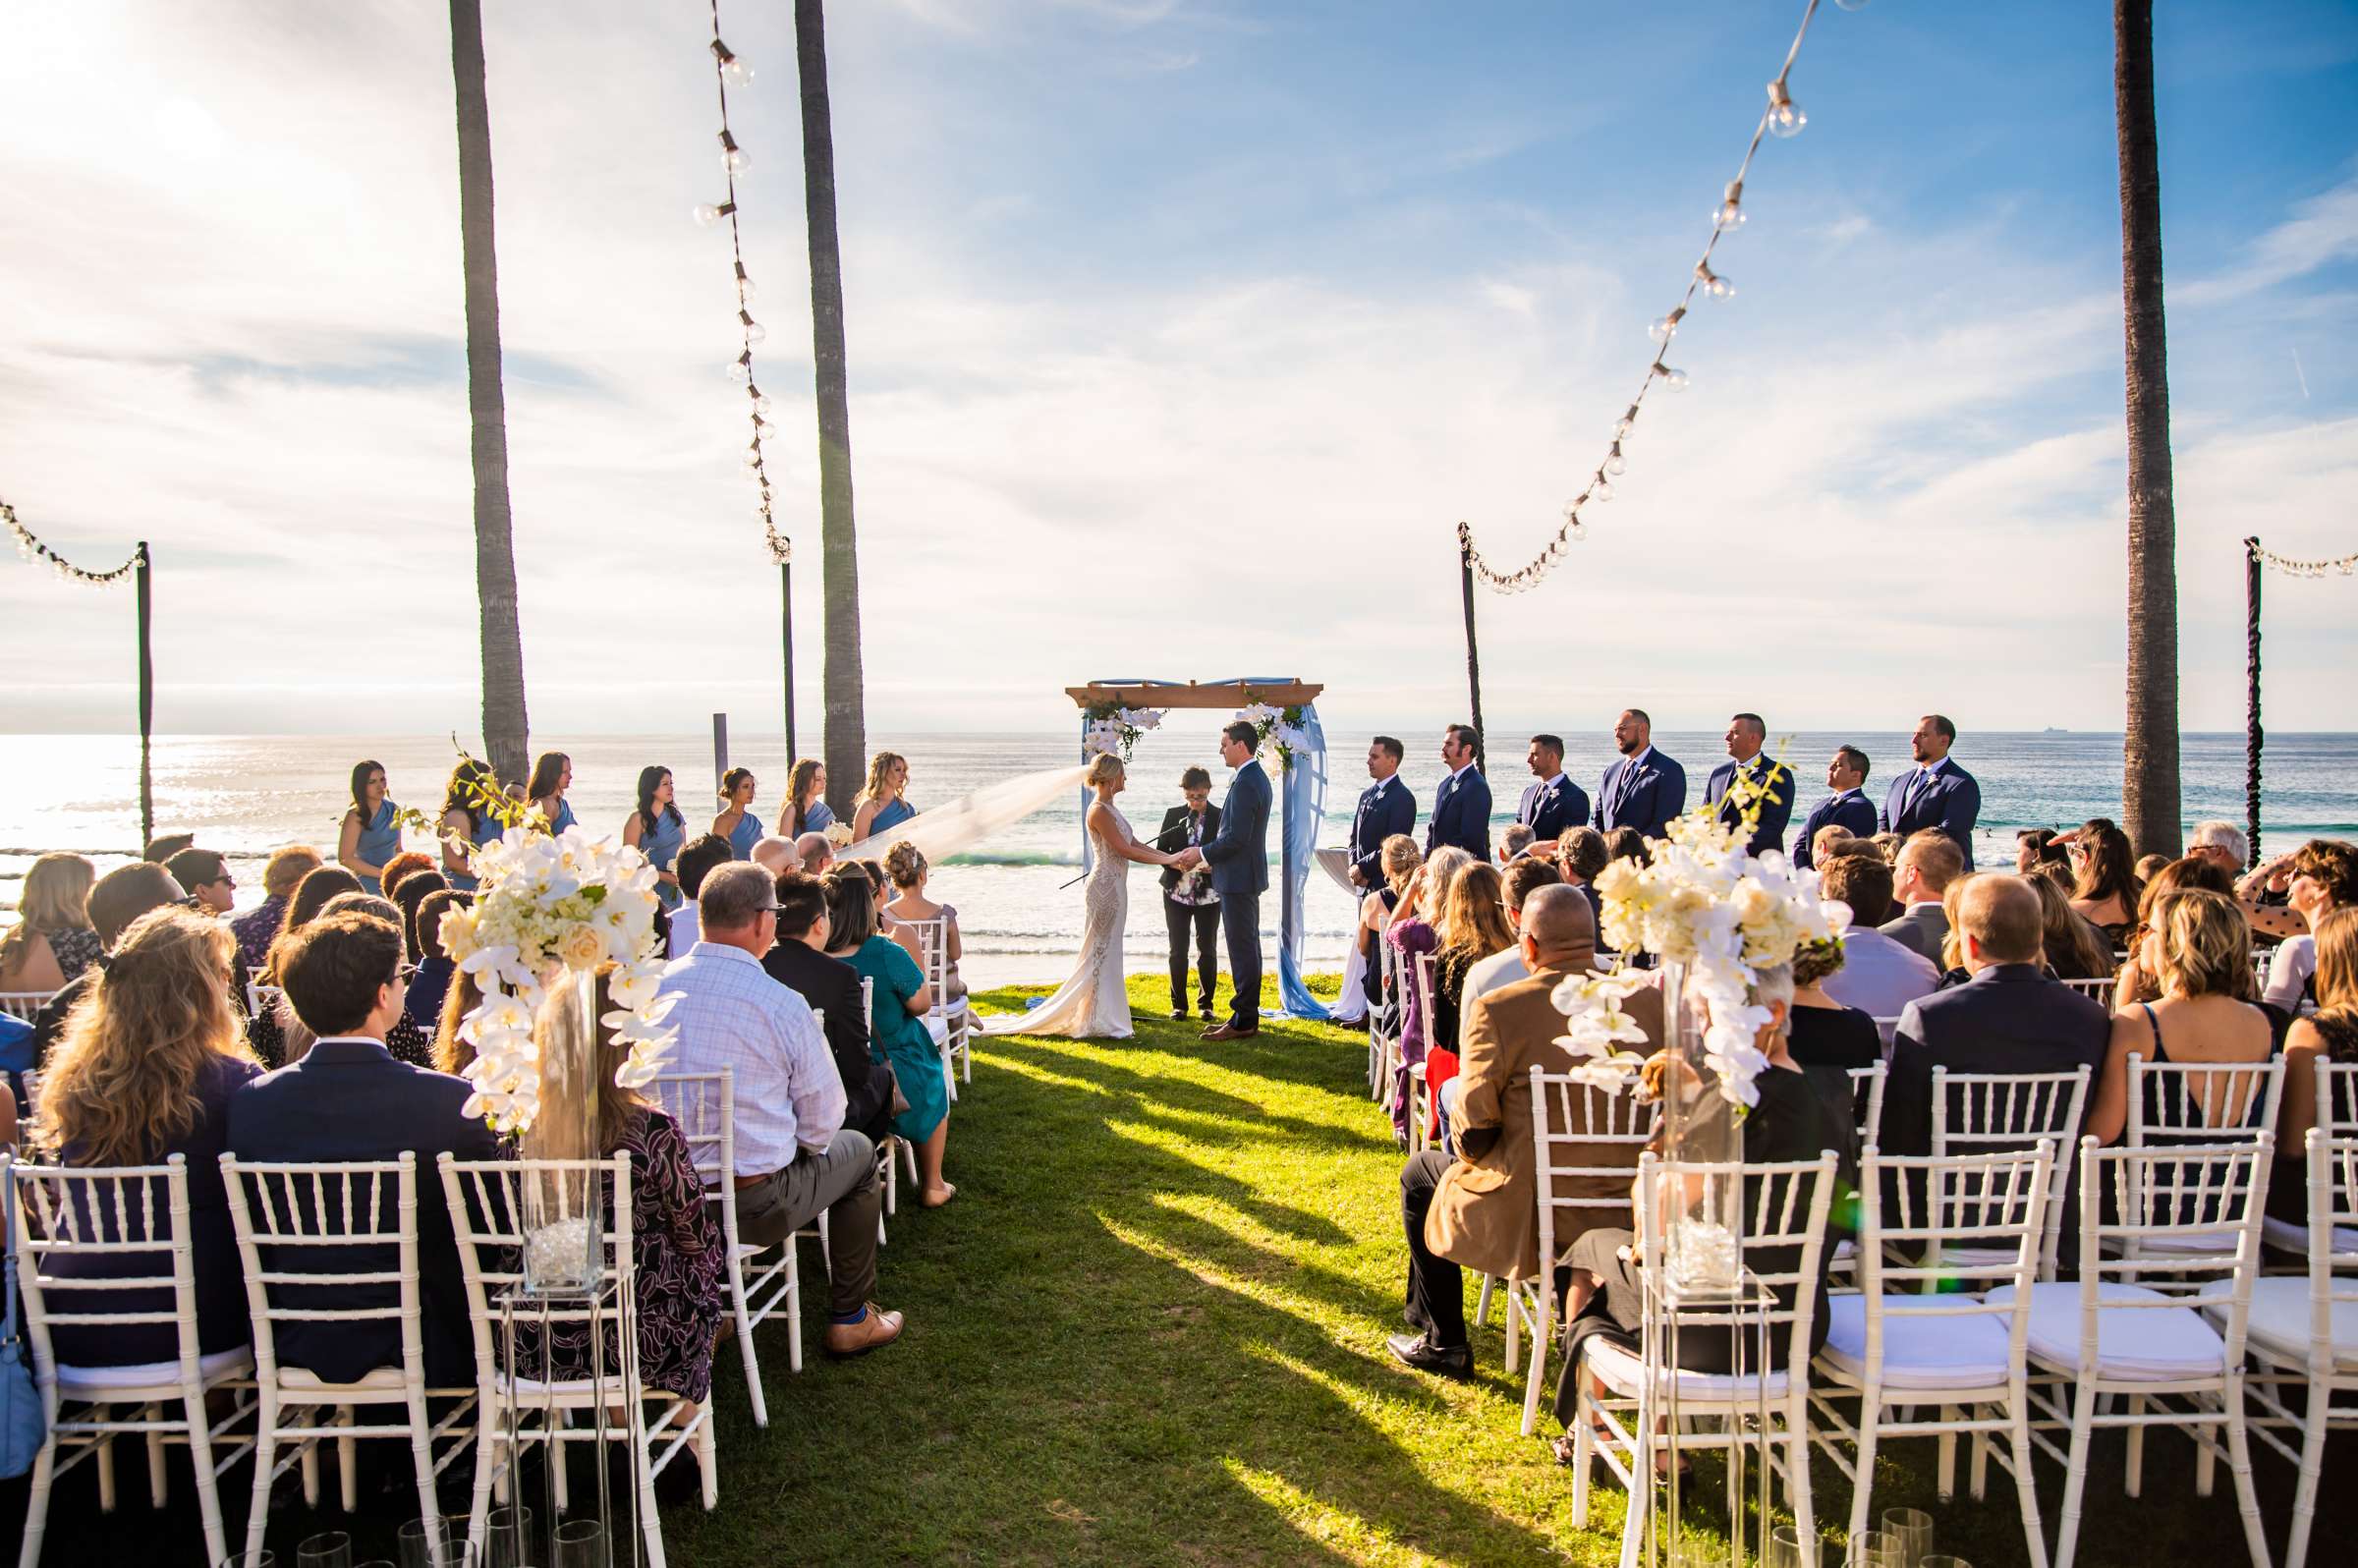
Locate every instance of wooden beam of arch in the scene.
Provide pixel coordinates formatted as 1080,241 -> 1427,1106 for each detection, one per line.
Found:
1064,680 -> 1323,710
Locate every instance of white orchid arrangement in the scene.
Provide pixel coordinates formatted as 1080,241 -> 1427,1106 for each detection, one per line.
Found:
434,824 -> 682,1134
1082,701 -> 1164,761
1552,798 -> 1850,1110
1233,693 -> 1311,772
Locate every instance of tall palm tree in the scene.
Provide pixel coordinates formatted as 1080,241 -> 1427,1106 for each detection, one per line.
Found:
448,0 -> 530,786
795,0 -> 865,816
2115,0 -> 2179,860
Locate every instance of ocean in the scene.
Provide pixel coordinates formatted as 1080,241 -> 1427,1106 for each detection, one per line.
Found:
4,729 -> 2352,987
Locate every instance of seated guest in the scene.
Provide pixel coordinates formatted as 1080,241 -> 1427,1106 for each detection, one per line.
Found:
1812,823 -> 1857,866
1881,875 -> 2111,1162
1555,826 -> 1614,960
668,864 -> 902,1355
432,969 -> 484,1077
0,852 -> 100,993
824,868 -> 953,1206
666,833 -> 738,959
1787,937 -> 1882,1152
34,907 -> 263,1369
2015,828 -> 2057,875
1603,827 -> 1650,868
1498,823 -> 1537,864
2109,855 -> 2235,1006
405,889 -> 465,1034
1794,746 -> 1879,870
2135,852 -> 2171,884
2247,839 -> 2356,1015
883,841 -> 967,1005
762,870 -> 896,1147
1390,886 -> 1660,1377
377,851 -> 437,909
1462,860 -> 1563,1015
1869,831 -> 1903,865
270,892 -> 433,1070
227,911 -> 500,1384
1425,863 -> 1518,1141
1383,846 -> 1472,1146
795,832 -> 836,875
1818,852 -> 1938,1027
231,845 -> 322,972
2275,908 -> 2358,1233
1359,835 -> 1421,1024
1879,829 -> 1965,966
2063,817 -> 2143,947
143,832 -> 197,865
30,861 -> 187,1063
2186,820 -> 2249,879
164,847 -> 238,917
2088,889 -> 2273,1144
2026,868 -> 2116,981
390,868 -> 449,962
751,834 -> 798,874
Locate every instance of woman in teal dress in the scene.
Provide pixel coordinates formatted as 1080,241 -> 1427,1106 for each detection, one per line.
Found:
779,757 -> 835,839
624,765 -> 688,909
436,758 -> 499,892
713,767 -> 761,861
339,759 -> 402,892
527,751 -> 577,833
825,868 -> 954,1207
852,752 -> 916,843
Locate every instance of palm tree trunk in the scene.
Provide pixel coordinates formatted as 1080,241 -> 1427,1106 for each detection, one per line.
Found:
2115,0 -> 2179,860
796,0 -> 865,817
448,0 -> 530,787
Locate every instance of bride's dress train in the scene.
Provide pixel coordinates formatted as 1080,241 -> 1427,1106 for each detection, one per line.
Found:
979,805 -> 1135,1040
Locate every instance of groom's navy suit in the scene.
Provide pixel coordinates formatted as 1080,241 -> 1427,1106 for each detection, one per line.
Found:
1201,758 -> 1273,1031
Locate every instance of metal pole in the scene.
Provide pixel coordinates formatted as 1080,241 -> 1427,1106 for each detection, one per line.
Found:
135,540 -> 153,849
711,712 -> 729,800
780,559 -> 797,763
2244,536 -> 2263,867
1458,532 -> 1487,771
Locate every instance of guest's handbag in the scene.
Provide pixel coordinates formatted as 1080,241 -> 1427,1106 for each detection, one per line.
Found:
0,1161 -> 44,1479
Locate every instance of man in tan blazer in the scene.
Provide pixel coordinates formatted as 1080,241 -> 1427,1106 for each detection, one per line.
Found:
1389,885 -> 1664,1377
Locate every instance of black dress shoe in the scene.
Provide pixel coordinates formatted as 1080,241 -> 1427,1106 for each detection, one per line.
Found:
1169,1008 -> 1189,1021
1386,1332 -> 1472,1378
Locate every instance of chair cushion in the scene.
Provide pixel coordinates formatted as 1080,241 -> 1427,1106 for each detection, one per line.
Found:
1585,1335 -> 1791,1402
1985,1281 -> 2226,1380
2262,1215 -> 2358,1255
1818,1295 -> 2015,1392
58,1346 -> 251,1393
279,1365 -> 408,1391
2217,1276 -> 2358,1370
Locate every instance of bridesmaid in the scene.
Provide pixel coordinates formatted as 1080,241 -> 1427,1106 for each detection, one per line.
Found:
852,752 -> 915,842
527,751 -> 577,832
713,767 -> 761,861
338,759 -> 402,892
437,758 -> 499,892
779,757 -> 834,839
625,765 -> 688,908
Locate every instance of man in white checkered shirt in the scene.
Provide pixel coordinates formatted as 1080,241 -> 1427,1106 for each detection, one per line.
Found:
664,862 -> 904,1356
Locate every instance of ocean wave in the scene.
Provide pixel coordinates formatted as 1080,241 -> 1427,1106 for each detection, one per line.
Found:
939,850 -> 1084,868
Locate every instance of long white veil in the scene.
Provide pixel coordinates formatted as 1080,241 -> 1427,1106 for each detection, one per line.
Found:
837,764 -> 1087,864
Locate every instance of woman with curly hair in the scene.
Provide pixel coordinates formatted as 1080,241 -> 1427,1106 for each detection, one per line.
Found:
2242,839 -> 2357,1015
851,752 -> 915,843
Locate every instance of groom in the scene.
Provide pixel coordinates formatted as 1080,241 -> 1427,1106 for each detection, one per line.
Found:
1172,720 -> 1272,1041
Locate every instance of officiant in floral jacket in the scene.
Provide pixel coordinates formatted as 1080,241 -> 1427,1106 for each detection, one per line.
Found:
1155,767 -> 1224,1022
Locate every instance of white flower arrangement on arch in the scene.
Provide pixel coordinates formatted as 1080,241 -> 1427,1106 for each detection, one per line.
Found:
1232,693 -> 1311,773
1082,702 -> 1164,761
433,824 -> 682,1134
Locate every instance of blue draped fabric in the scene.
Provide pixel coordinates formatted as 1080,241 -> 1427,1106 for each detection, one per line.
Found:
1277,704 -> 1330,1021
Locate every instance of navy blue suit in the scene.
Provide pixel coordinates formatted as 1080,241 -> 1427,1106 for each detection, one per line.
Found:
1881,759 -> 1982,869
1426,766 -> 1492,861
226,1037 -> 501,1386
1201,759 -> 1272,1029
1515,774 -> 1592,846
1348,776 -> 1416,885
1703,756 -> 1797,858
1792,788 -> 1880,869
1595,750 -> 1687,843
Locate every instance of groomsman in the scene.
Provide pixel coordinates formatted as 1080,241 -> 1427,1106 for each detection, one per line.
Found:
1348,737 -> 1418,888
1881,713 -> 1982,868
1594,708 -> 1686,843
1703,712 -> 1796,858
1793,745 -> 1880,869
1426,724 -> 1492,861
1514,735 -> 1591,860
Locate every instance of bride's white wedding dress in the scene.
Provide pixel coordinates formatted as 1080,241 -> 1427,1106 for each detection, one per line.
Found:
980,804 -> 1137,1040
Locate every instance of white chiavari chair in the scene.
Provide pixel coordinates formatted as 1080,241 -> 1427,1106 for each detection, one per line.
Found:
2061,978 -> 2117,1003
0,991 -> 55,1025
1376,939 -> 1404,1112
1407,953 -> 1438,1155
1366,937 -> 1396,1100
2121,1054 -> 2285,1258
245,981 -> 285,1021
2262,1058 -> 2358,1255
1849,1062 -> 1888,1148
7,1153 -> 255,1568
219,1152 -> 476,1568
904,917 -> 970,1102
1931,1065 -> 2092,1279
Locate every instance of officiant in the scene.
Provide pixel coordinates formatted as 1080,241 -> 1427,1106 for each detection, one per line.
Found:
1155,766 -> 1223,1023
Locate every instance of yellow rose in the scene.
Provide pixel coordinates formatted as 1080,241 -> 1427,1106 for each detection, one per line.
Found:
557,923 -> 605,971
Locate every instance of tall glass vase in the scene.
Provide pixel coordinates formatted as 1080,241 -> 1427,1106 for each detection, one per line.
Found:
519,966 -> 605,1296
1654,959 -> 1745,1296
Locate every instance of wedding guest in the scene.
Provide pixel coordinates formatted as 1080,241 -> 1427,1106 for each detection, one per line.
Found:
1786,938 -> 1883,1109
1156,767 -> 1223,1021
665,863 -> 900,1355
247,866 -> 363,1065
164,847 -> 238,917
713,767 -> 761,861
825,868 -> 954,1207
2026,869 -> 2115,981
311,892 -> 434,1068
1703,712 -> 1797,857
2110,856 -> 2237,1006
0,852 -> 100,993
884,841 -> 967,1006
1814,824 -> 1859,865
338,759 -> 403,892
1515,734 -> 1591,860
667,833 -> 737,958
526,751 -> 576,832
377,852 -> 436,909
1556,826 -> 1614,960
1426,724 -> 1492,861
852,752 -> 916,843
231,846 -> 323,972
1817,852 -> 1938,1028
1879,829 -> 1965,966
780,757 -> 835,839
1604,826 -> 1651,868
763,870 -> 895,1147
1348,738 -> 1417,889
1499,824 -> 1537,863
437,758 -> 501,892
2187,820 -> 2250,877
2274,908 -> 2358,1233
2136,852 -> 2171,883
390,868 -> 449,961
1383,846 -> 1472,1145
1869,831 -> 1903,864
29,862 -> 187,1062
431,970 -> 483,1077
406,889 -> 463,1034
1880,714 -> 1981,868
1594,708 -> 1686,843
229,910 -> 498,1384
623,765 -> 688,908
142,832 -> 196,864
1390,886 -> 1658,1379
795,833 -> 835,875
33,907 -> 262,1370
1359,835 -> 1421,1022
2244,839 -> 2357,1014
1425,863 -> 1517,1141
271,868 -> 365,967
1461,859 -> 1562,1014
2088,889 -> 2272,1145
2015,827 -> 2058,875
751,835 -> 798,873
2063,817 -> 2142,946
1793,746 -> 1878,870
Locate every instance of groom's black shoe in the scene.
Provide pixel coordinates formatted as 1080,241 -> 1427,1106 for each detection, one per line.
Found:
1168,1008 -> 1189,1021
1386,1333 -> 1472,1379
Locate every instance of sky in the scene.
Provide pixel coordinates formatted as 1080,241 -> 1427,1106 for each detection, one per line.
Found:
2,0 -> 2355,743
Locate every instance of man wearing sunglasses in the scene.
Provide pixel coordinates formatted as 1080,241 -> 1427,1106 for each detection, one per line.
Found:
164,846 -> 239,916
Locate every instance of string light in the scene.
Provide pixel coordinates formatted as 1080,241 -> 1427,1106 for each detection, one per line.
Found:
2249,540 -> 2358,580
1460,0 -> 1841,595
697,1 -> 789,568
3,499 -> 141,588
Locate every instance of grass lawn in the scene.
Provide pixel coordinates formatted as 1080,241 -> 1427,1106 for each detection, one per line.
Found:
7,973 -> 2349,1564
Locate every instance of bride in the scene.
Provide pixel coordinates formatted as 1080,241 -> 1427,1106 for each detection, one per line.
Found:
979,752 -> 1175,1040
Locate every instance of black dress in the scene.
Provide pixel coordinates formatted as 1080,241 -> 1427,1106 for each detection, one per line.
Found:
2270,1010 -> 2358,1230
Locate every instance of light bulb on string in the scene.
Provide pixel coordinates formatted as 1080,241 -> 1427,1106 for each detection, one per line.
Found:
1714,180 -> 1747,232
1654,362 -> 1690,392
693,201 -> 735,228
755,420 -> 778,442
739,310 -> 766,345
751,393 -> 773,418
1593,475 -> 1615,502
1615,405 -> 1641,439
720,131 -> 750,177
711,38 -> 754,88
1649,307 -> 1685,344
1696,263 -> 1735,301
727,353 -> 753,383
1605,444 -> 1627,476
1766,81 -> 1807,138
734,263 -> 756,302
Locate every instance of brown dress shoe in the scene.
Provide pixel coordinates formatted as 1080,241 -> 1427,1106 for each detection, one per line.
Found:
823,1304 -> 905,1358
1200,1022 -> 1260,1042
